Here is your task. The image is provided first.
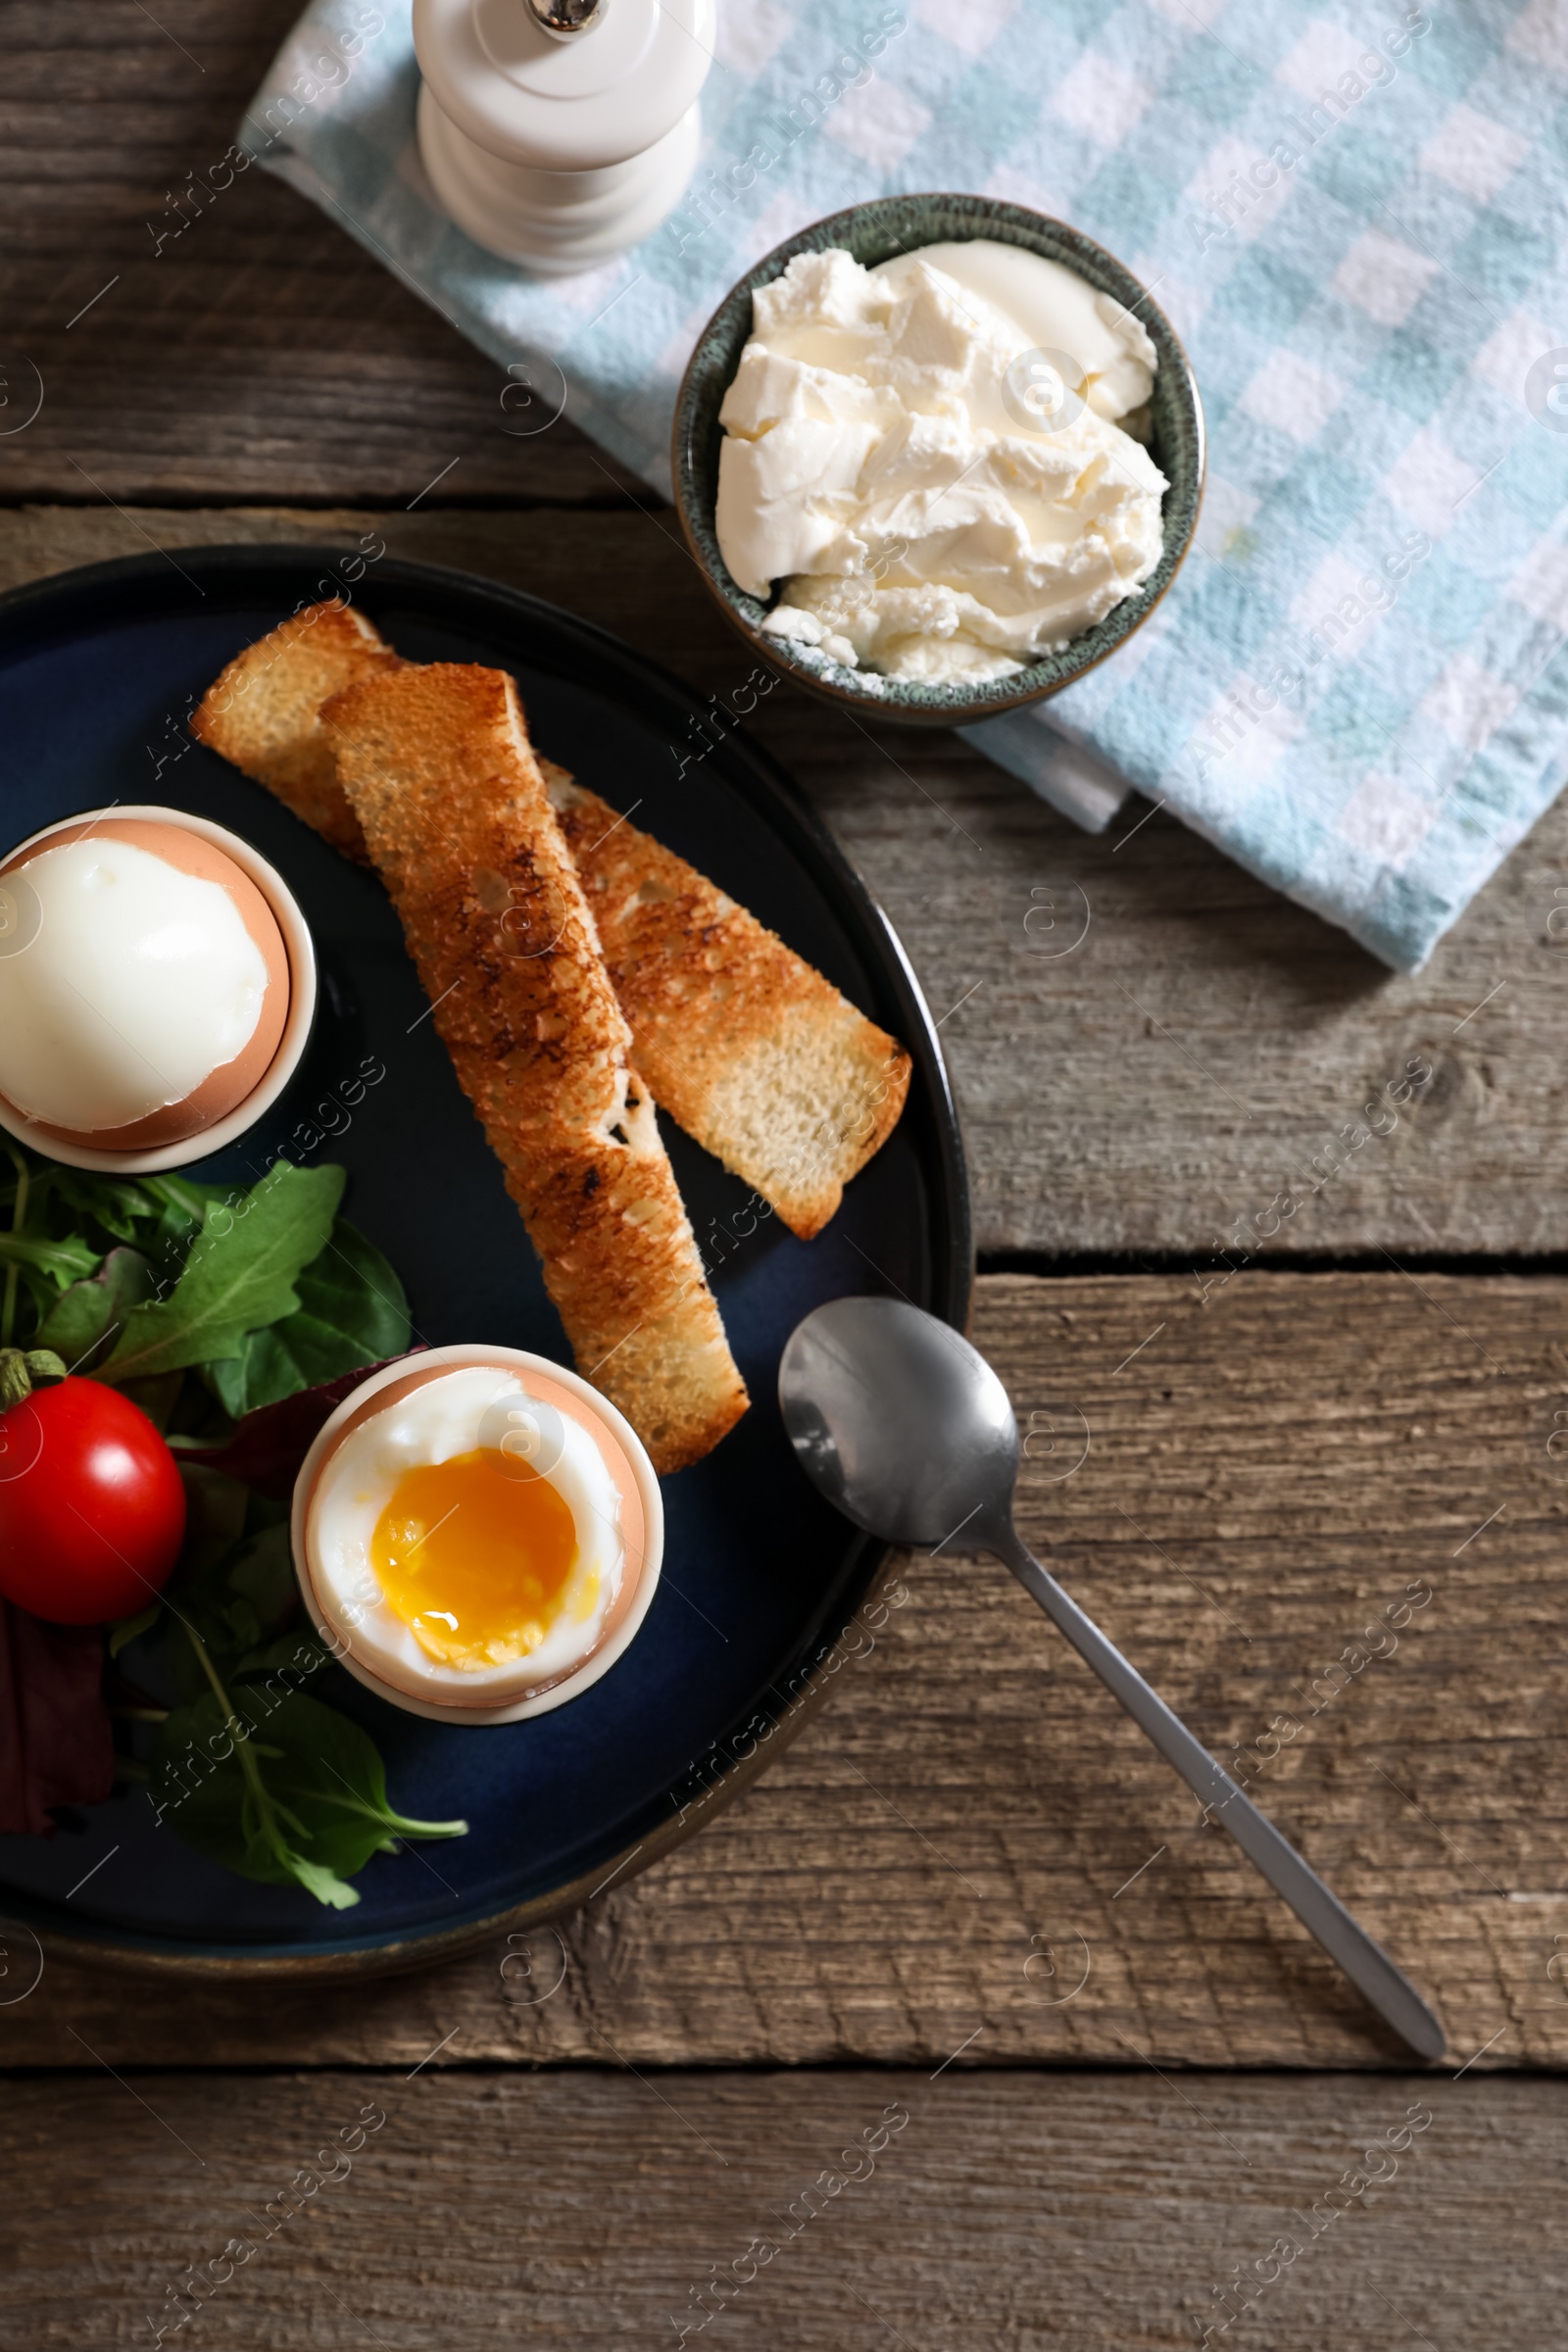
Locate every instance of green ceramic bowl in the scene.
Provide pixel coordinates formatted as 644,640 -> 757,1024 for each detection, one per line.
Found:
671,192 -> 1205,726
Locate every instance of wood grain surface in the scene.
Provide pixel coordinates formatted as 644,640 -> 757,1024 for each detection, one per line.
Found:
4,14 -> 1568,2334
7,1272 -> 1564,2073
2,505 -> 1565,1260
0,0 -> 633,504
2,2065 -> 1551,2352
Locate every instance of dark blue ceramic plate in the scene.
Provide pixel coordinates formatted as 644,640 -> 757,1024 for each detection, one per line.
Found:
0,548 -> 970,1976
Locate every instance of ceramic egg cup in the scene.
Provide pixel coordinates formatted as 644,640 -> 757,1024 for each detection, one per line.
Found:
671,191 -> 1207,727
291,1345 -> 665,1727
0,804 -> 317,1176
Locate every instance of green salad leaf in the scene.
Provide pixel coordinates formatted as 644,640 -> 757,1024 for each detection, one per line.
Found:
139,1172 -> 227,1268
176,1517 -> 299,1667
103,1162 -> 346,1382
48,1169 -> 161,1244
6,1141 -> 463,1911
0,1229 -> 102,1288
205,1218 -> 411,1419
151,1659 -> 466,1910
108,1601 -> 163,1660
35,1246 -> 156,1372
225,1520 -> 301,1638
2,1148 -> 168,1347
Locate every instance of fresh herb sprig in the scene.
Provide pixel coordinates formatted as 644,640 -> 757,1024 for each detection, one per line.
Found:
147,1503 -> 465,1909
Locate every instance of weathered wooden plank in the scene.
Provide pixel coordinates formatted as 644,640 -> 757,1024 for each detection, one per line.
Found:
6,1273 -> 1566,2071
0,2 -> 636,503
0,2066 -> 1554,2351
0,504 -> 1564,1258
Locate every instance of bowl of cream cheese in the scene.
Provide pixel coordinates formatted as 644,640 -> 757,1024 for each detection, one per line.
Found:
672,193 -> 1204,723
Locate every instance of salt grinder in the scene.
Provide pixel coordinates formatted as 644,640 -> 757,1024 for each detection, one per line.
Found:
413,0 -> 716,275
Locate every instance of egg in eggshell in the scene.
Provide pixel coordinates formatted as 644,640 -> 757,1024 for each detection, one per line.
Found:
0,806 -> 315,1172
292,1346 -> 665,1727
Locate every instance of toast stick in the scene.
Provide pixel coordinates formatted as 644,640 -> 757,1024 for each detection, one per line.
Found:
191,601 -> 398,861
542,763 -> 910,1239
322,662 -> 749,1474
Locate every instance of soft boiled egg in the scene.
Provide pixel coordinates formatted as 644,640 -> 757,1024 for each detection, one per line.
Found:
0,812 -> 291,1153
295,1349 -> 664,1725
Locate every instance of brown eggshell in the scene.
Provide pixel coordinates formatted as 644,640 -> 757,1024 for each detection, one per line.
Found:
0,815 -> 291,1150
299,1353 -> 650,1711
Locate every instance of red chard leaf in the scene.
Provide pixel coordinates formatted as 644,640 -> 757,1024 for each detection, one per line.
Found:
179,1349 -> 425,1499
0,1602 -> 115,1837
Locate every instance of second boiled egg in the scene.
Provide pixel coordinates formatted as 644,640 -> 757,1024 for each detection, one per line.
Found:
299,1354 -> 662,1721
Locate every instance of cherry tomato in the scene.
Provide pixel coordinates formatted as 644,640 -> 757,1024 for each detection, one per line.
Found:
0,1378 -> 186,1625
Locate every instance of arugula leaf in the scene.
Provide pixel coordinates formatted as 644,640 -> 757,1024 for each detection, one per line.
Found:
186,1521 -> 300,1664
151,1674 -> 466,1909
137,1173 -> 228,1268
143,1173 -> 226,1220
108,1601 -> 163,1660
35,1246 -> 155,1372
234,1628 -> 332,1679
171,1464 -> 253,1639
206,1218 -> 412,1419
48,1169 -> 161,1245
3,1261 -> 64,1336
155,1481 -> 286,1681
0,1230 -> 102,1288
116,1371 -> 185,1435
144,1193 -> 213,1278
226,1520 -> 300,1629
103,1163 -> 346,1383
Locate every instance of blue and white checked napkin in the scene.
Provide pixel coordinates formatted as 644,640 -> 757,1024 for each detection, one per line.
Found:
243,0 -> 1568,970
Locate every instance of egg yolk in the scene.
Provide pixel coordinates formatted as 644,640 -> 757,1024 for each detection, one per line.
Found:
370,1447 -> 585,1670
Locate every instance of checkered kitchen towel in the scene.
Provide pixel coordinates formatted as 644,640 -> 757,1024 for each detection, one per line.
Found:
242,0 -> 1568,970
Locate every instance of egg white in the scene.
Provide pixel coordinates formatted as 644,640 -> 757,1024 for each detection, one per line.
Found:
309,1367 -> 624,1699
0,836 -> 269,1130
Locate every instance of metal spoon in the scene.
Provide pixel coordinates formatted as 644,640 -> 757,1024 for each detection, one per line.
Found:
778,1296 -> 1446,2061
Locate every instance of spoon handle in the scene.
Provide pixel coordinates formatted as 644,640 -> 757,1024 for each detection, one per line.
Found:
989,1521 -> 1446,2060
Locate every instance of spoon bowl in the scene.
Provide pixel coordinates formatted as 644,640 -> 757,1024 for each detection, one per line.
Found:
780,1297 -> 1016,1550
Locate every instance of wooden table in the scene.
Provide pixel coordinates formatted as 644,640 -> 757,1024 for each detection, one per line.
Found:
5,9 -> 1567,2344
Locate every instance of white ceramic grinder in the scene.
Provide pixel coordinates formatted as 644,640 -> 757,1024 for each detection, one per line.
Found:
413,0 -> 715,274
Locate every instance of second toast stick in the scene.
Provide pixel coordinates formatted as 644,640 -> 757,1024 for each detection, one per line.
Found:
543,765 -> 910,1239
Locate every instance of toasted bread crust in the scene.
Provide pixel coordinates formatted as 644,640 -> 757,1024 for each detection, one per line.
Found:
323,663 -> 749,1474
544,764 -> 911,1239
191,608 -> 911,1241
191,602 -> 399,861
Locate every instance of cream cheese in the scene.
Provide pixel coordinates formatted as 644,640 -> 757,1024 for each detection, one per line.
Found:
713,240 -> 1167,687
